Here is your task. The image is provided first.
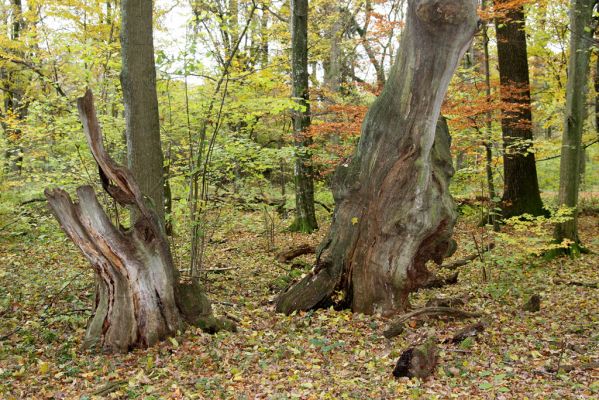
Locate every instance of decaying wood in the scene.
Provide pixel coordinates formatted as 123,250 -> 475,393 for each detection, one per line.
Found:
276,0 -> 479,315
393,337 -> 438,378
440,243 -> 495,270
449,321 -> 487,343
45,90 -> 227,353
522,294 -> 541,312
384,307 -> 481,339
276,244 -> 315,263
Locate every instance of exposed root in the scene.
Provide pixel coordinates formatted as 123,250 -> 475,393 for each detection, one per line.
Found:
275,266 -> 338,315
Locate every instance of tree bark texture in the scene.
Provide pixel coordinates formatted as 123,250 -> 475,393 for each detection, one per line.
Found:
554,0 -> 596,245
121,0 -> 165,223
290,0 -> 318,233
45,91 -> 215,353
495,0 -> 545,218
276,0 -> 478,315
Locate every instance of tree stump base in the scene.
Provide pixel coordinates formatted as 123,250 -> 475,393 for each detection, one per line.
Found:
393,337 -> 438,379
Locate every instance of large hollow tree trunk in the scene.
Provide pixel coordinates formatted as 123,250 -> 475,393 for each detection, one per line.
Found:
276,0 -> 478,316
45,91 -> 223,353
554,0 -> 596,248
494,0 -> 546,218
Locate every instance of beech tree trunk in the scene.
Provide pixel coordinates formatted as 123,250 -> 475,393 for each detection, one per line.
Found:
290,0 -> 318,233
554,0 -> 596,247
121,0 -> 165,224
45,91 -> 221,353
495,0 -> 545,218
276,0 -> 478,315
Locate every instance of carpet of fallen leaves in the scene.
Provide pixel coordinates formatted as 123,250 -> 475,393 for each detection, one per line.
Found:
1,203 -> 598,399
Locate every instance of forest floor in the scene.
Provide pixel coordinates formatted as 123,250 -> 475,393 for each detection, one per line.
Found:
1,201 -> 598,399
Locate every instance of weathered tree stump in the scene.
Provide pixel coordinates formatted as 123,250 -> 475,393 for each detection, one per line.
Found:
276,0 -> 479,315
393,337 -> 439,378
45,90 -> 225,353
522,294 -> 541,312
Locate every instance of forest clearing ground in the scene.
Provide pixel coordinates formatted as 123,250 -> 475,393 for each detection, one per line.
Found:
0,204 -> 598,399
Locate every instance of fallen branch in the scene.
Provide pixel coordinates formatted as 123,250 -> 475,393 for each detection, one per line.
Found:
425,296 -> 467,308
545,361 -> 599,373
276,244 -> 315,263
384,307 -> 482,339
448,321 -> 487,343
91,380 -> 126,396
420,272 -> 459,289
440,243 -> 495,270
205,267 -> 236,273
20,197 -> 46,206
553,279 -> 598,289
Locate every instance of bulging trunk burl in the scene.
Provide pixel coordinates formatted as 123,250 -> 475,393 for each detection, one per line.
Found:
45,91 -> 220,353
276,0 -> 478,315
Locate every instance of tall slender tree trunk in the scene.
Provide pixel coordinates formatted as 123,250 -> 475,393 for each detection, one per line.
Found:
121,0 -> 165,223
3,0 -> 26,175
554,0 -> 596,248
495,0 -> 545,218
324,7 -> 343,92
260,10 -> 269,68
482,0 -> 499,231
277,0 -> 478,315
595,41 -> 599,134
290,0 -> 318,233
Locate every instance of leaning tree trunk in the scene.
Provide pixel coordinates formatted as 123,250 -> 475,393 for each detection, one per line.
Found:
45,91 -> 223,353
554,0 -> 596,248
276,0 -> 478,315
495,0 -> 546,218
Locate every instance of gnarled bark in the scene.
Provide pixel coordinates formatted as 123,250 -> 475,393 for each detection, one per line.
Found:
276,0 -> 478,315
45,91 -> 219,353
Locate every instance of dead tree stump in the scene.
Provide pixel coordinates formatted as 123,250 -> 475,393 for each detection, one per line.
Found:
45,90 -> 225,353
393,337 -> 439,378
